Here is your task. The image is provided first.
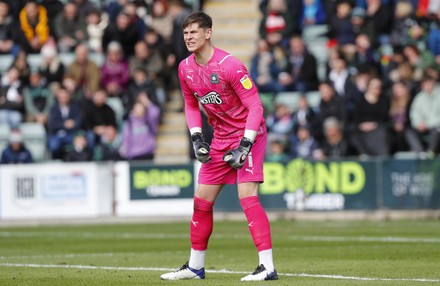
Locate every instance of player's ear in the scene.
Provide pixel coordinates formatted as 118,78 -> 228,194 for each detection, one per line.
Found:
205,28 -> 212,40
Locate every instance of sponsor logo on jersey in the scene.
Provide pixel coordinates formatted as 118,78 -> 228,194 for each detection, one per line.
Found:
210,73 -> 219,84
195,91 -> 223,105
240,75 -> 253,89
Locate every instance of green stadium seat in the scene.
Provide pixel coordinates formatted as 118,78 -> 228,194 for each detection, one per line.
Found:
19,122 -> 48,162
274,91 -> 302,111
0,123 -> 10,154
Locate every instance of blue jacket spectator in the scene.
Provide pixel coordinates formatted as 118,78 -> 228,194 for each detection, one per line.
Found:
0,130 -> 33,164
47,87 -> 82,159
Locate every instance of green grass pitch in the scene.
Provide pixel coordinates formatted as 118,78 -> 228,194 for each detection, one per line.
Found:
0,219 -> 439,285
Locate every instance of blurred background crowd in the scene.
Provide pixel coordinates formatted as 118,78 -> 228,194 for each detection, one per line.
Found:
254,0 -> 440,162
0,0 -> 439,164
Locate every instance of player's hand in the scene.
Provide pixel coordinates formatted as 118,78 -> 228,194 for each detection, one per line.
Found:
191,132 -> 211,163
223,137 -> 253,169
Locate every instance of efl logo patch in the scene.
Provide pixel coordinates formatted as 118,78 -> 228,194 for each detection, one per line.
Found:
210,73 -> 219,84
240,75 -> 252,89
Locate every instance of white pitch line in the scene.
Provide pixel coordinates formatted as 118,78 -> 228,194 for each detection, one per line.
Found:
0,263 -> 439,283
1,231 -> 440,244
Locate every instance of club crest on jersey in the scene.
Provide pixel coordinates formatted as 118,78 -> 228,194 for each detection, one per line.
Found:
240,75 -> 253,89
196,91 -> 223,105
210,73 -> 219,84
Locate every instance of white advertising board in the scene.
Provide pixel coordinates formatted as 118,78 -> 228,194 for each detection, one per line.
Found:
0,163 -> 112,220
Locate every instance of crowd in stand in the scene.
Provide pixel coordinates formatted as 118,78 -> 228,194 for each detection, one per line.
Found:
0,0 -> 194,163
254,0 -> 440,161
1,0 -> 440,164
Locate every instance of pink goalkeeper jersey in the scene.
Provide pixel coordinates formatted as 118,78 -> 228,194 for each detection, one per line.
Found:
178,47 -> 265,140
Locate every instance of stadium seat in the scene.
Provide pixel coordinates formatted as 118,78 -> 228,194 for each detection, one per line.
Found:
19,122 -> 48,162
302,25 -> 329,44
274,91 -> 302,111
106,97 -> 125,128
0,123 -> 10,154
306,91 -> 321,109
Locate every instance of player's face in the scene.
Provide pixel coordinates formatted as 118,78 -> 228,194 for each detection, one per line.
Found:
183,23 -> 211,53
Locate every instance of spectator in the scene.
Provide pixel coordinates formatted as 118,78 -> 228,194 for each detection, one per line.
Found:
328,54 -> 354,102
409,75 -> 440,155
100,41 -> 130,98
119,96 -> 160,160
291,95 -> 320,140
329,0 -> 356,46
122,2 -> 147,40
0,0 -> 19,55
388,81 -> 423,154
85,9 -> 109,53
64,130 -> 92,162
250,38 -> 283,93
9,50 -> 30,86
427,9 -> 440,65
289,124 -> 322,159
350,33 -> 380,75
279,35 -> 319,92
364,0 -> 393,46
390,1 -> 421,49
351,7 -> 375,44
102,11 -> 140,57
258,0 -> 296,47
67,43 -> 100,97
265,137 -> 289,162
82,89 -> 117,151
351,78 -> 390,156
299,0 -> 327,28
105,0 -> 127,23
129,40 -> 165,92
47,87 -> 82,159
317,81 -> 347,129
168,0 -> 191,65
402,45 -> 437,84
70,0 -> 96,18
0,66 -> 24,129
125,68 -> 162,118
0,129 -> 33,164
321,117 -> 352,158
93,125 -> 122,161
40,0 -> 63,37
17,1 -> 50,53
38,42 -> 66,87
53,1 -> 87,53
23,69 -> 54,126
62,74 -> 86,104
266,102 -> 294,139
149,0 -> 174,44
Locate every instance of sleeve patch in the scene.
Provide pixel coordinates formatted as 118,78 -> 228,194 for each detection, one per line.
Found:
240,75 -> 253,90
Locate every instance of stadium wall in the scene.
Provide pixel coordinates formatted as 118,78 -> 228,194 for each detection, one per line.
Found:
0,158 -> 439,221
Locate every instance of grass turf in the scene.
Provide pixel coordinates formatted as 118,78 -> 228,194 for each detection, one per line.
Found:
0,219 -> 439,285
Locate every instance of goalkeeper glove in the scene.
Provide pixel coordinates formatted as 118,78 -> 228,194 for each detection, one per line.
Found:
191,132 -> 211,163
223,137 -> 253,169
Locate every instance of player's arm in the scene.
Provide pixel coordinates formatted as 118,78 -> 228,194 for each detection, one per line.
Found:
223,61 -> 264,169
178,63 -> 211,163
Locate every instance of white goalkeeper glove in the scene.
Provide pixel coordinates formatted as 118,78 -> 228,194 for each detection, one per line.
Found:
191,132 -> 211,163
223,137 -> 253,169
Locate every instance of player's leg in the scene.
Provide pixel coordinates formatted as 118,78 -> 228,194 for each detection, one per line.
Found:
160,184 -> 223,280
238,182 -> 278,281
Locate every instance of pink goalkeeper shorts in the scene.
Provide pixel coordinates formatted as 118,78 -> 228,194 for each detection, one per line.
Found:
198,126 -> 267,185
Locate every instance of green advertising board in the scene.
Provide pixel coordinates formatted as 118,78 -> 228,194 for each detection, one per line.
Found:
381,159 -> 440,209
130,164 -> 194,200
215,159 -> 378,211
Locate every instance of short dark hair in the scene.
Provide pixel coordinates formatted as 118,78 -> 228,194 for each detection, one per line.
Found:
182,12 -> 212,30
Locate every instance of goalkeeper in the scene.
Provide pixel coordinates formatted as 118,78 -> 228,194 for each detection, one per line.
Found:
160,11 -> 277,282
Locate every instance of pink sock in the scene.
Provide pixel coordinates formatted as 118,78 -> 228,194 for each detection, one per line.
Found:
240,196 -> 272,251
190,196 -> 214,251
